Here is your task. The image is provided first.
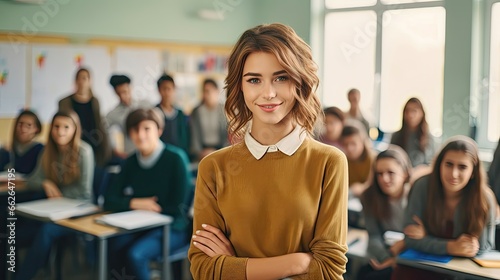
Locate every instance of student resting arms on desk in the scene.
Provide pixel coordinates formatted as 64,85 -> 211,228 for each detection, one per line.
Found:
0,110 -> 44,175
16,110 -> 94,280
392,136 -> 497,280
188,23 -> 349,280
104,108 -> 190,280
358,145 -> 413,280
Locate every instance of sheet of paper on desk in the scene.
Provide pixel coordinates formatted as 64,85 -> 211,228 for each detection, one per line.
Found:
16,198 -> 99,221
95,210 -> 173,230
399,249 -> 453,263
473,251 -> 500,268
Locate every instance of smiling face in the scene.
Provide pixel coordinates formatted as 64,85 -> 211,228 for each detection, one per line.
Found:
51,116 -> 77,147
375,158 -> 407,198
15,115 -> 39,144
241,52 -> 296,134
440,150 -> 474,196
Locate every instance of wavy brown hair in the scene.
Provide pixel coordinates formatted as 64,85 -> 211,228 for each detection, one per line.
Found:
424,136 -> 489,238
42,111 -> 82,185
392,97 -> 430,153
224,23 -> 322,141
361,145 -> 412,220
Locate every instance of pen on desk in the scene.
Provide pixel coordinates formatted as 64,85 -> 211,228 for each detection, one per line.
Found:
348,238 -> 360,247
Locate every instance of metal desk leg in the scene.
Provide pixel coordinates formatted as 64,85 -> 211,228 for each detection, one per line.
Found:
99,238 -> 108,280
162,224 -> 171,280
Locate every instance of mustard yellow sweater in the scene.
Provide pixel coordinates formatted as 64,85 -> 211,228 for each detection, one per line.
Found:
188,138 -> 348,279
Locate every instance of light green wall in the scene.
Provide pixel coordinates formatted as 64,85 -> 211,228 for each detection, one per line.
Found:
0,0 -> 312,45
442,0 -> 474,139
0,0 -> 258,45
254,0 -> 311,43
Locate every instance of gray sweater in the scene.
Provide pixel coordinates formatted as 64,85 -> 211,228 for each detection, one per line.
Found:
404,175 -> 496,255
27,141 -> 94,203
363,185 -> 409,262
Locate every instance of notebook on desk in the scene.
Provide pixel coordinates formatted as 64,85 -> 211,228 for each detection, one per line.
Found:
399,249 -> 453,263
16,198 -> 99,221
472,251 -> 500,268
95,210 -> 173,230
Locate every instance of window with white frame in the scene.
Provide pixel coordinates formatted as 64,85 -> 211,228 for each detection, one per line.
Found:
322,0 -> 445,136
323,11 -> 377,124
380,7 -> 446,135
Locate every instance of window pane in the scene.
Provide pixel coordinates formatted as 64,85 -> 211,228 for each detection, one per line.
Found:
488,3 -> 500,141
323,11 -> 376,124
326,0 -> 376,9
381,0 -> 440,4
380,7 -> 446,136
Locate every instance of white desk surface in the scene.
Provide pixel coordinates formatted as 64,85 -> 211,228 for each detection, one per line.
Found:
398,256 -> 500,280
347,227 -> 369,258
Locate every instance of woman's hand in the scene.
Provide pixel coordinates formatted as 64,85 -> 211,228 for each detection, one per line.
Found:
447,234 -> 479,257
192,224 -> 236,257
130,196 -> 162,212
389,239 -> 405,257
404,215 -> 426,239
42,180 -> 62,198
369,257 -> 396,270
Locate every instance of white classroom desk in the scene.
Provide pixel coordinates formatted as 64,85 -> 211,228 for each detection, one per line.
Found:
16,210 -> 173,280
397,255 -> 500,280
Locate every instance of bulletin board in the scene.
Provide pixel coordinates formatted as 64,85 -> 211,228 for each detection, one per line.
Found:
0,43 -> 27,117
31,44 -> 112,122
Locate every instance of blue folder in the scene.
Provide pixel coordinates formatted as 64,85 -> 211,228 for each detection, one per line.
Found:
399,249 -> 453,263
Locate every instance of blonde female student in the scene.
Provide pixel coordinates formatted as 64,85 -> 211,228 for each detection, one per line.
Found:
188,23 -> 349,280
392,136 -> 497,280
16,110 -> 94,280
358,145 -> 412,280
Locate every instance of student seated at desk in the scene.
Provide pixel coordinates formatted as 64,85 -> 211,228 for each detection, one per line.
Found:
358,145 -> 412,280
341,120 -> 375,198
393,136 -> 497,280
104,108 -> 190,280
1,110 -> 43,175
16,110 -> 94,280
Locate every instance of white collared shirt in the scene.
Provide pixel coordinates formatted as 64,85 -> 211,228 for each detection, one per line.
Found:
244,125 -> 307,160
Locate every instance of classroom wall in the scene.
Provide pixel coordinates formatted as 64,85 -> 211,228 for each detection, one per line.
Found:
0,0 -> 257,45
0,0 -> 312,45
254,0 -> 311,43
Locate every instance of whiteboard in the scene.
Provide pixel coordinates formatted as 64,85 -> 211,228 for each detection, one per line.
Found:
114,47 -> 162,107
0,43 -> 27,117
31,45 -> 113,122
